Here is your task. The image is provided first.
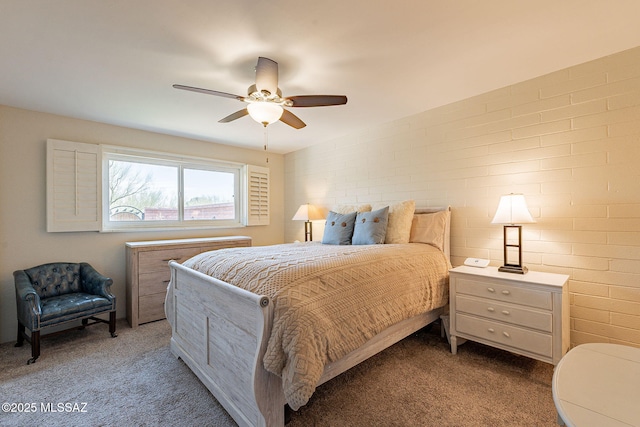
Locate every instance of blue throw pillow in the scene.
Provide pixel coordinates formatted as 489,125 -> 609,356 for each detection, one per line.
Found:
322,211 -> 357,245
352,206 -> 389,245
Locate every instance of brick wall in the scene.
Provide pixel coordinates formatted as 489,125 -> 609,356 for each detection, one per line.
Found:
144,203 -> 234,221
284,46 -> 640,348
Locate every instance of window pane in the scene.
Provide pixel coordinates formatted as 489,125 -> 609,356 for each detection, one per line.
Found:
184,168 -> 235,220
108,160 -> 178,221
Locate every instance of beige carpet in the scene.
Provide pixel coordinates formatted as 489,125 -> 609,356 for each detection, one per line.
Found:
0,319 -> 558,426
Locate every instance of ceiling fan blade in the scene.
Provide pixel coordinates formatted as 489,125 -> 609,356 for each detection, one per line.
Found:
219,108 -> 249,123
255,57 -> 278,96
288,95 -> 348,107
280,109 -> 306,129
173,84 -> 244,101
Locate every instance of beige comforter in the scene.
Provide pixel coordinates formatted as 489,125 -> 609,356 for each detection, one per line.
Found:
183,242 -> 450,410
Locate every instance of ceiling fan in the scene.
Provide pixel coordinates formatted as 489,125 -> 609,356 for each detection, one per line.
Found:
173,57 -> 347,129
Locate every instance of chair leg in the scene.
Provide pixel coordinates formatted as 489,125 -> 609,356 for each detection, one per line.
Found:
109,311 -> 117,338
15,322 -> 25,347
28,330 -> 40,365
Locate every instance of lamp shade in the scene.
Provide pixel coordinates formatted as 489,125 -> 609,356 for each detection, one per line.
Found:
491,194 -> 535,225
247,102 -> 283,125
292,203 -> 324,221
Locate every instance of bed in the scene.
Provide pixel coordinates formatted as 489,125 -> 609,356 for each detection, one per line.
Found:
165,206 -> 451,426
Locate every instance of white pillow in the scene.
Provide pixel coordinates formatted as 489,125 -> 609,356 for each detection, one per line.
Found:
409,210 -> 450,251
373,200 -> 415,244
331,204 -> 372,214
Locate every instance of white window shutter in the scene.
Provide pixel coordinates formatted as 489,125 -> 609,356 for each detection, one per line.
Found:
246,164 -> 269,226
46,139 -> 101,232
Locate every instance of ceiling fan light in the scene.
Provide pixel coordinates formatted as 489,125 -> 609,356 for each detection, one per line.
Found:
247,102 -> 283,126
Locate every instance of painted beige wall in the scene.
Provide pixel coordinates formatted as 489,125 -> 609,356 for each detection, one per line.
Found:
0,106 -> 285,344
285,47 -> 640,348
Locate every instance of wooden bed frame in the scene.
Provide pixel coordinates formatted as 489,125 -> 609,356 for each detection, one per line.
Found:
165,207 -> 450,427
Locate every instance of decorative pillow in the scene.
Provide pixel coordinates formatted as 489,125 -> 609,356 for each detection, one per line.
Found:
373,200 -> 415,244
331,204 -> 372,214
409,210 -> 450,251
352,206 -> 389,245
322,211 -> 357,245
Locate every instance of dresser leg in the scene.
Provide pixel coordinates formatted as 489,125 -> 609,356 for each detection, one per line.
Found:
450,335 -> 458,355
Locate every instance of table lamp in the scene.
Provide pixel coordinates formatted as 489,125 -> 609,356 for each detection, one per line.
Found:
292,203 -> 324,241
491,194 -> 535,274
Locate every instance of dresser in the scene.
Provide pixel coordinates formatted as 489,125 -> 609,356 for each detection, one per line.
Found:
448,265 -> 569,365
126,236 -> 252,328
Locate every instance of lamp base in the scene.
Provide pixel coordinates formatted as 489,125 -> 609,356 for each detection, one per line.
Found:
498,265 -> 528,274
304,221 -> 313,242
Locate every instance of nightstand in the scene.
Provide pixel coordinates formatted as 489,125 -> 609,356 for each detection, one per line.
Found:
448,265 -> 569,365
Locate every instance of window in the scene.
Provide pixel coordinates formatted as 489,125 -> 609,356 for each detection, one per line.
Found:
108,160 -> 179,222
46,139 -> 269,232
102,147 -> 243,231
184,168 -> 235,221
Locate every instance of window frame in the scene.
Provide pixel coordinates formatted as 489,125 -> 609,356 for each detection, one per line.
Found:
101,146 -> 244,232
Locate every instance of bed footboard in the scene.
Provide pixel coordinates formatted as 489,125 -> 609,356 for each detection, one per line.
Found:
165,261 -> 286,427
166,258 -> 446,427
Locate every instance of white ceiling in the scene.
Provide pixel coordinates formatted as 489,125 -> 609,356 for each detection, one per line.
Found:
2,1 -> 640,154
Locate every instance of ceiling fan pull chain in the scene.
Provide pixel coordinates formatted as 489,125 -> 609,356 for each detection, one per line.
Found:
263,125 -> 269,164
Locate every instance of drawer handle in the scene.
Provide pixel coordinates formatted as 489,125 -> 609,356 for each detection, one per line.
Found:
163,258 -> 183,262
163,280 -> 170,284
487,287 -> 495,293
488,328 -> 495,333
502,290 -> 510,295
503,332 -> 510,338
501,310 -> 510,315
487,307 -> 495,312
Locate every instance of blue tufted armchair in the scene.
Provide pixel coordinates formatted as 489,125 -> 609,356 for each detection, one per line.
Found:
14,262 -> 117,364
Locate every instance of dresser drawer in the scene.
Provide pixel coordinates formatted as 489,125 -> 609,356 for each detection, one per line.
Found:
456,313 -> 553,358
139,271 -> 171,296
138,248 -> 202,274
138,293 -> 167,324
455,294 -> 553,332
456,277 -> 552,310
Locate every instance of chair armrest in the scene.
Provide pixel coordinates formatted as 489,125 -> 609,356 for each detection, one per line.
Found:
79,263 -> 115,302
14,270 -> 41,330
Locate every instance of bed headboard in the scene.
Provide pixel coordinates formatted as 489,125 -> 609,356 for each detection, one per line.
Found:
414,206 -> 451,262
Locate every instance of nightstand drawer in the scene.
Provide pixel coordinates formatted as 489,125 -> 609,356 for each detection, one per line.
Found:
456,278 -> 552,310
456,313 -> 553,358
455,294 -> 553,332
